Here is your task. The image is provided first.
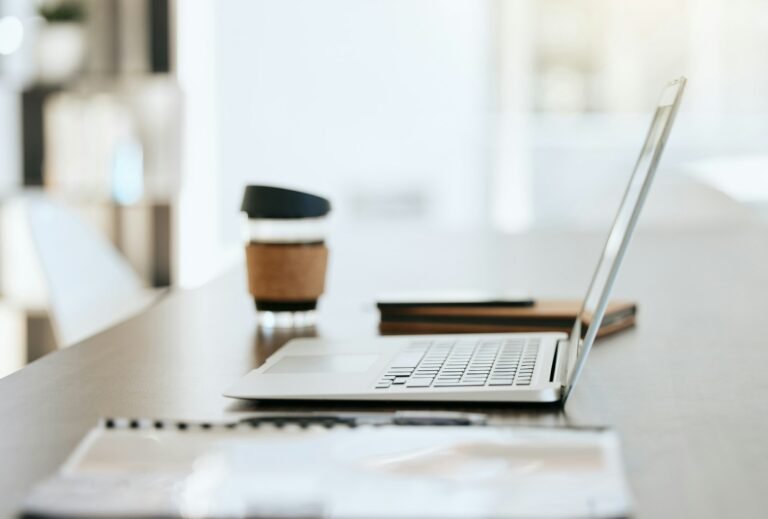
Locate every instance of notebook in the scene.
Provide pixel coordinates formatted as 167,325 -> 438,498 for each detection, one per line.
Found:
378,299 -> 637,337
23,414 -> 633,518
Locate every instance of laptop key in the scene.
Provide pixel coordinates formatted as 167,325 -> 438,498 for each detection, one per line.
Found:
389,354 -> 424,368
406,379 -> 433,388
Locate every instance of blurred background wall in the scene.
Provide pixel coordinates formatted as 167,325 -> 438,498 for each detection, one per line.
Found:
1,0 -> 767,375
178,0 -> 768,285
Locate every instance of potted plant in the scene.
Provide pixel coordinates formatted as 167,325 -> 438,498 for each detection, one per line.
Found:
36,0 -> 86,84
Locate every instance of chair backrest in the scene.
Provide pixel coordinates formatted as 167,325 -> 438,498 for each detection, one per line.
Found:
25,195 -> 158,347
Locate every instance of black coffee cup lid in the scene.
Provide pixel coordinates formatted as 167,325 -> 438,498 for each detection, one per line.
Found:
241,185 -> 331,219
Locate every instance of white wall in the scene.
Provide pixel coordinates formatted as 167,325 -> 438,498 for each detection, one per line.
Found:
175,0 -> 493,286
0,86 -> 19,193
175,0 -> 768,286
214,0 -> 493,244
0,0 -> 35,194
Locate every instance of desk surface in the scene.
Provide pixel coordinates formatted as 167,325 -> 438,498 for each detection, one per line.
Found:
2,226 -> 768,518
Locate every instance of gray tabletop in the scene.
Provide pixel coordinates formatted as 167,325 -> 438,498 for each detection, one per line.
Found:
2,225 -> 767,518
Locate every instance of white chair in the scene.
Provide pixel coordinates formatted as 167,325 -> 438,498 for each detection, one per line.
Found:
18,194 -> 161,347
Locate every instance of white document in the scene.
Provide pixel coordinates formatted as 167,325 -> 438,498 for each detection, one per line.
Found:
24,420 -> 632,518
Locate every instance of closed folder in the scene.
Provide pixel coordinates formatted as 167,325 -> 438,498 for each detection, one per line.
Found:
378,299 -> 636,338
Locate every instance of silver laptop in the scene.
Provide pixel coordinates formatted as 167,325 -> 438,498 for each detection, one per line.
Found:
226,77 -> 686,404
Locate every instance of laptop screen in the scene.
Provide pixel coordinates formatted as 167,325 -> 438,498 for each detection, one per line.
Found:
563,78 -> 686,398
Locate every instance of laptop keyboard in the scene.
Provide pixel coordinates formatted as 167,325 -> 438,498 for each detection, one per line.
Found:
375,338 -> 540,390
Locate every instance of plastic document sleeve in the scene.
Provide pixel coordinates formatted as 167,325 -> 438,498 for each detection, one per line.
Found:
23,416 -> 633,518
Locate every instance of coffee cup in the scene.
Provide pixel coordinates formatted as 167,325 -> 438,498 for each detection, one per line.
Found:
241,185 -> 331,327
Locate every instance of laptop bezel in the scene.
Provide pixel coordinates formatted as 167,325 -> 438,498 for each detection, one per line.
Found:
561,77 -> 687,401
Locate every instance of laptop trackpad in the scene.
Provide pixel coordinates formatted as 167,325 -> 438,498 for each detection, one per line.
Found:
265,354 -> 379,374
